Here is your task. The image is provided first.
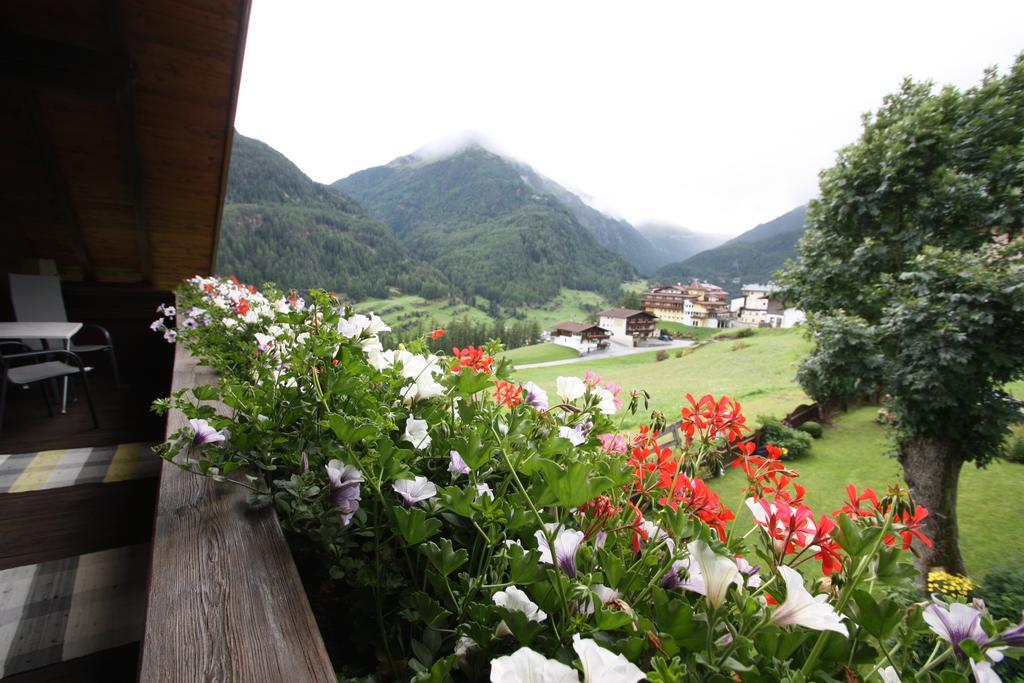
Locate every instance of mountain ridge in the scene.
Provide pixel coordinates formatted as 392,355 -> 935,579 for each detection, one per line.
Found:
654,205 -> 808,295
216,132 -> 449,300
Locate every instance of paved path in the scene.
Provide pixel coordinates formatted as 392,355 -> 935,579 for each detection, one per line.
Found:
515,339 -> 694,370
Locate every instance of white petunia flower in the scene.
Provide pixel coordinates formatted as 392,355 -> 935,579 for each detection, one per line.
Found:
689,540 -> 742,609
489,647 -> 577,683
492,586 -> 547,622
572,634 -> 646,683
556,376 -> 586,402
592,387 -> 618,415
403,417 -> 431,450
366,313 -> 391,335
771,565 -> 848,635
476,483 -> 495,500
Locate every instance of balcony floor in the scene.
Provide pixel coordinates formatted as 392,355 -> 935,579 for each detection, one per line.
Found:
0,372 -> 165,681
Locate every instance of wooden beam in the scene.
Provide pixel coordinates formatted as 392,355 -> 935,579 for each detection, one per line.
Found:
207,0 -> 253,277
109,3 -> 152,284
15,88 -> 96,280
0,29 -> 132,95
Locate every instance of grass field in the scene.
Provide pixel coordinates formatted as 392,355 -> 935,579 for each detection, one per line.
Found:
355,288 -> 612,333
656,321 -> 721,340
515,328 -> 811,430
358,294 -> 494,329
499,343 -> 579,366
709,406 -> 1024,579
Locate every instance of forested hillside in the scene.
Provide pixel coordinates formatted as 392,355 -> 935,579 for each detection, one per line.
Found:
216,133 -> 448,300
334,146 -> 635,307
655,205 -> 807,294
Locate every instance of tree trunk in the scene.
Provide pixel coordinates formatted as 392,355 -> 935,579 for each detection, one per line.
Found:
898,437 -> 967,576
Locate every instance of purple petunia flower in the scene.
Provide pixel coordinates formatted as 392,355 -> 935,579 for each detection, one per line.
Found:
448,450 -> 470,477
523,382 -> 549,411
326,459 -> 363,526
534,523 -> 585,578
1002,617 -> 1024,647
188,418 -> 226,447
393,476 -> 438,507
923,600 -> 989,655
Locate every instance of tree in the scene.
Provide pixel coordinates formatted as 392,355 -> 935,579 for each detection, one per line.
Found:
780,55 -> 1024,575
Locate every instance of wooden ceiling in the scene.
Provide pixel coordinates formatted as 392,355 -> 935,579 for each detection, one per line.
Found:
0,0 -> 251,289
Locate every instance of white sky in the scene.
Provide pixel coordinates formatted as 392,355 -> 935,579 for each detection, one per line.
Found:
234,1 -> 1024,236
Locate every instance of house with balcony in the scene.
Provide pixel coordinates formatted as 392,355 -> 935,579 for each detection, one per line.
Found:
550,321 -> 610,354
642,282 -> 730,328
598,308 -> 658,346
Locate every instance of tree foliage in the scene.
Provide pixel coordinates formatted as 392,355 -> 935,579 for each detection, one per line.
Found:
781,55 -> 1024,465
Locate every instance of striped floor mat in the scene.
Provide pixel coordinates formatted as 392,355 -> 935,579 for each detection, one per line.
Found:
0,443 -> 160,494
0,543 -> 149,678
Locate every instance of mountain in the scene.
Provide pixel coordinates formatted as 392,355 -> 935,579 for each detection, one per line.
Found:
654,205 -> 808,295
636,223 -> 728,268
515,171 -> 665,274
216,133 -> 449,300
333,145 -> 636,308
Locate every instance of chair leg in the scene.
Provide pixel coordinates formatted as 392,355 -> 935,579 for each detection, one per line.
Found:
107,347 -> 121,387
0,380 -> 7,435
78,371 -> 99,429
40,383 -> 54,417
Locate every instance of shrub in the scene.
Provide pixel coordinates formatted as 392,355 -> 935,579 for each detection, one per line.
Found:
655,349 -> 669,362
758,415 -> 814,457
674,349 -> 684,358
798,421 -> 823,439
1004,424 -> 1024,463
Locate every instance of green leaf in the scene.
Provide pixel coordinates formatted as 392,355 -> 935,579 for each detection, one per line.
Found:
536,458 -> 614,508
393,505 -> 442,545
326,413 -> 378,445
507,544 -> 543,584
419,538 -> 468,577
834,513 -> 865,556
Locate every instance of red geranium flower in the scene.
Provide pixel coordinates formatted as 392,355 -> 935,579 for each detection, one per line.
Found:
885,506 -> 932,550
492,380 -> 522,408
431,329 -> 445,340
451,346 -> 493,374
833,484 -> 881,521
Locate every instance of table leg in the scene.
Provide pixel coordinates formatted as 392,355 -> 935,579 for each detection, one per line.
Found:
62,338 -> 69,414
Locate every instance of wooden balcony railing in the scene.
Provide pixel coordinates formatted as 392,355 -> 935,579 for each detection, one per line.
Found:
140,342 -> 334,681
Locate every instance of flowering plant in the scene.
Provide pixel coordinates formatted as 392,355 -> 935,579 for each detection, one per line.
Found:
153,276 -> 1023,682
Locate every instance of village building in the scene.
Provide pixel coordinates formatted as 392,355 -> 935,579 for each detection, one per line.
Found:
730,284 -> 806,328
642,282 -> 730,328
550,321 -> 610,353
598,308 -> 658,346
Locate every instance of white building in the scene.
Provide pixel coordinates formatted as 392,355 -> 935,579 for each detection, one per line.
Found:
733,284 -> 805,329
597,308 -> 658,347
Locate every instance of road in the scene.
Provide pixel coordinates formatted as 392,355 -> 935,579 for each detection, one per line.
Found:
514,339 -> 695,370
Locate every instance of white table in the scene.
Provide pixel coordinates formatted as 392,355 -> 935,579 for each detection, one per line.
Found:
0,322 -> 84,413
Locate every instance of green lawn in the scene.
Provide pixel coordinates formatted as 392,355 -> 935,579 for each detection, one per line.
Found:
514,328 -> 811,430
500,343 -> 579,366
709,405 -> 1024,579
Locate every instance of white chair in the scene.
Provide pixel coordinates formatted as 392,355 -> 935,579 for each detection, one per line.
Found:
8,274 -> 120,386
0,343 -> 99,434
